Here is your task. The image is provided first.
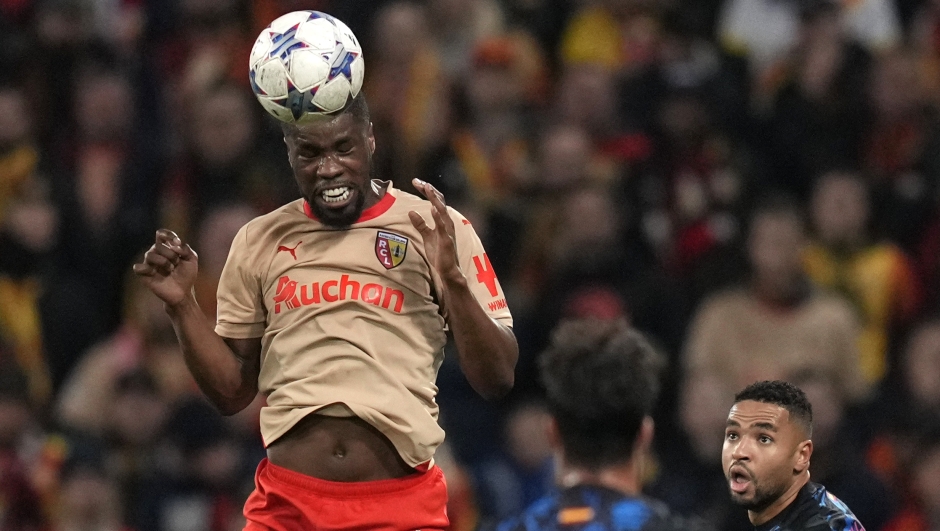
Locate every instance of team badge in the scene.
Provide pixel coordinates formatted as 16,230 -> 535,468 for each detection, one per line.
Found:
375,231 -> 408,269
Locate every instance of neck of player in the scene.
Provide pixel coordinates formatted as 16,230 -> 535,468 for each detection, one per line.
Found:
556,457 -> 645,497
749,471 -> 811,526
553,417 -> 653,497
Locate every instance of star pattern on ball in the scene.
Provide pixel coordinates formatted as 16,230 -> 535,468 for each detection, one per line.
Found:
324,40 -> 359,84
268,23 -> 308,65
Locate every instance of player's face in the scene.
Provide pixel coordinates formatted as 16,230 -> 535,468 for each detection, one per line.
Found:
284,113 -> 377,227
722,400 -> 809,512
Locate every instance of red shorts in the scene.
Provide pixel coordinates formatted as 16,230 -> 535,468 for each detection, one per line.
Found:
243,458 -> 449,531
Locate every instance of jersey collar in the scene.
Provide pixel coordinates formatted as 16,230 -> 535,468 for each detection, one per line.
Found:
303,180 -> 396,224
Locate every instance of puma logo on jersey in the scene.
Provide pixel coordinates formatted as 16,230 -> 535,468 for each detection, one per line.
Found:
272,274 -> 405,314
277,241 -> 302,260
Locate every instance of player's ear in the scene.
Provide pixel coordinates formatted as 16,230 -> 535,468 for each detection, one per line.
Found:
546,417 -> 561,451
634,416 -> 655,457
368,122 -> 375,154
284,139 -> 294,167
794,439 -> 813,474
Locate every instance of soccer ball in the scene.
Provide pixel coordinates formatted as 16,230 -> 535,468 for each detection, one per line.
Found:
249,11 -> 364,124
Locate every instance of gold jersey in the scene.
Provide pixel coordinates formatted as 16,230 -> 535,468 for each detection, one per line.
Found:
215,181 -> 512,467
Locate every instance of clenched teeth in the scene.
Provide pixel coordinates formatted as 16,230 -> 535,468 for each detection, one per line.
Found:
322,187 -> 350,203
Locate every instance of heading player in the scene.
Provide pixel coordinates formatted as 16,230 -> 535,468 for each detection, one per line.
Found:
492,319 -> 709,531
133,95 -> 518,530
723,380 -> 866,531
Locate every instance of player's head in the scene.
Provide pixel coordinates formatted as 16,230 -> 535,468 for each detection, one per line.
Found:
723,380 -> 814,514
281,94 -> 375,227
539,319 -> 663,471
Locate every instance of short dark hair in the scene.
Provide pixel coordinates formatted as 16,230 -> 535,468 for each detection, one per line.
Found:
734,380 -> 813,437
280,92 -> 370,135
343,92 -> 370,125
539,319 -> 664,470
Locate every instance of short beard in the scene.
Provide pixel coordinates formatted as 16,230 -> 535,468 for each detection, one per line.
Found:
306,188 -> 367,228
730,481 -> 788,513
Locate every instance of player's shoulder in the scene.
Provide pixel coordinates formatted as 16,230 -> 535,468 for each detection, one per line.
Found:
386,182 -> 470,222
806,484 -> 866,531
490,494 -> 556,531
236,199 -> 306,244
488,489 -> 711,531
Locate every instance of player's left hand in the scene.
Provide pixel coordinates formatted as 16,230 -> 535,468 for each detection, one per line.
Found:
408,178 -> 463,285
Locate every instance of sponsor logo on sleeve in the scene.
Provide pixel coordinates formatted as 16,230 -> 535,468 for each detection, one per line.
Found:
472,253 -> 499,297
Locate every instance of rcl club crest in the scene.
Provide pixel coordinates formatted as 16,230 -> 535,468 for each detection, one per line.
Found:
375,231 -> 408,269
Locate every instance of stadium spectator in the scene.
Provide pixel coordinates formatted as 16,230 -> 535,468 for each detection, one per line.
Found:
684,195 -> 869,436
161,84 -> 291,238
718,0 -> 899,103
50,448 -> 128,531
366,2 -> 453,192
761,2 -> 872,197
55,278 -> 195,437
804,170 -> 923,385
0,362 -> 47,530
862,48 -> 940,252
559,0 -> 668,74
101,370 -> 172,531
427,0 -> 505,80
0,85 -> 54,405
157,398 -> 254,531
867,317 -> 940,503
471,400 -> 554,522
881,429 -> 940,531
41,62 -> 160,389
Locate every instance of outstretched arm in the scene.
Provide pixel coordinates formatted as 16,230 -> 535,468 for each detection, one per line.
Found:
133,229 -> 261,415
408,180 -> 518,400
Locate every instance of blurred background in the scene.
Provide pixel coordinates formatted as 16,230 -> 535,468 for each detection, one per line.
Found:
2,0 -> 940,529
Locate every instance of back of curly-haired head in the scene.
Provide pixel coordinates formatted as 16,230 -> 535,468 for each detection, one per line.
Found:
734,380 -> 814,437
539,319 -> 664,470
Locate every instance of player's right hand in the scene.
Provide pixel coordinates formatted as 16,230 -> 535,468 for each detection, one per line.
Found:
132,229 -> 199,307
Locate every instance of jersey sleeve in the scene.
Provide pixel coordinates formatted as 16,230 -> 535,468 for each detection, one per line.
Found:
449,208 -> 513,328
215,223 -> 266,339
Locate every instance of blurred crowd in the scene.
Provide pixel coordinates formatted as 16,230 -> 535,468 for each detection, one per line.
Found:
2,0 -> 940,529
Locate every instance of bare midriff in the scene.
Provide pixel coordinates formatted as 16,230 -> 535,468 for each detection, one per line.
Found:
265,413 -> 415,481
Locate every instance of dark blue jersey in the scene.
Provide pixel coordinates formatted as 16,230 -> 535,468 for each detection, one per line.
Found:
490,484 -> 709,531
754,482 -> 865,531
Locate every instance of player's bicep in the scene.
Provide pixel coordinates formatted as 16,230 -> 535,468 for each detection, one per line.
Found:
223,337 -> 262,376
450,208 -> 513,327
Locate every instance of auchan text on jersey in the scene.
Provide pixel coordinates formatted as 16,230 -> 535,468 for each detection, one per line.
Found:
273,274 -> 404,314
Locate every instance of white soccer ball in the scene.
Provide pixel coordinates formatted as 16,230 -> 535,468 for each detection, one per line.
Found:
249,11 -> 364,124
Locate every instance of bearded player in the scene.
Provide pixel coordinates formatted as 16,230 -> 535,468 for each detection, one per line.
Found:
132,95 -> 518,530
723,380 -> 865,531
